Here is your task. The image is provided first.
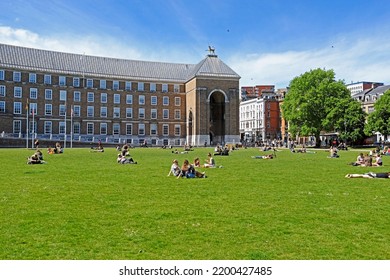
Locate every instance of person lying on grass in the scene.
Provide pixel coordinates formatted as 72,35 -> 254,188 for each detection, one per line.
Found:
345,172 -> 390,179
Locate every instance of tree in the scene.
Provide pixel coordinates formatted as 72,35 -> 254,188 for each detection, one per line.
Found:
282,68 -> 365,147
365,89 -> 390,139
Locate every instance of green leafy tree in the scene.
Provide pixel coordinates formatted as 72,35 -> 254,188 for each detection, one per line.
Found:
282,68 -> 364,146
365,89 -> 390,139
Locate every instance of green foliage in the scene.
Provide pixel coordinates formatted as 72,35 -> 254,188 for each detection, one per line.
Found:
1,147 -> 389,260
282,68 -> 364,145
365,90 -> 390,137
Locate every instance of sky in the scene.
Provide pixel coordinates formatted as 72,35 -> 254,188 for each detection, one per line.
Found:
1,0 -> 390,88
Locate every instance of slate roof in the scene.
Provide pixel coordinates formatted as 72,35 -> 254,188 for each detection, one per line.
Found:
0,43 -> 240,83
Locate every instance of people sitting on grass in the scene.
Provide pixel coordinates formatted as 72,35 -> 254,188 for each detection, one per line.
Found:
349,153 -> 365,166
203,153 -> 223,168
193,157 -> 201,168
167,159 -> 181,177
328,146 -> 339,158
373,154 -> 383,166
214,145 -> 222,155
27,151 -> 46,164
117,154 -> 137,164
177,159 -> 206,178
90,142 -> 104,152
345,172 -> 390,179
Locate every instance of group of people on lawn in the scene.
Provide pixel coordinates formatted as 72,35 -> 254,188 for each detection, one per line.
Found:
168,152 -> 221,179
346,149 -> 389,178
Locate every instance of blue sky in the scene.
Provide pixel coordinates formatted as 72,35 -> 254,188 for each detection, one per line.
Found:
1,0 -> 390,88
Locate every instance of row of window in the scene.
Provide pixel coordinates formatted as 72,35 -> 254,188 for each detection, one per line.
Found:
0,101 -> 181,119
0,85 -> 182,106
12,120 -> 181,136
0,70 -> 181,92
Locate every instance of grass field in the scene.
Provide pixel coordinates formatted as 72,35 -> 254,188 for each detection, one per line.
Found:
0,146 -> 389,260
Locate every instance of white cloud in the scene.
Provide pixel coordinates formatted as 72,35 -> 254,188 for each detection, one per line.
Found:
0,26 -> 142,60
2,25 -> 390,90
229,36 -> 390,88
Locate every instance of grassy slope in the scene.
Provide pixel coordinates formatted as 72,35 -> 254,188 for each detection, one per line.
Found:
0,147 -> 389,260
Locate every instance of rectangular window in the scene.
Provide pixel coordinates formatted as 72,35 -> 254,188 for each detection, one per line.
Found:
150,83 -> 156,92
0,85 -> 6,97
126,94 -> 133,104
59,76 -> 66,86
44,121 -> 52,134
45,104 -> 52,115
14,87 -> 22,98
126,108 -> 133,118
174,109 -> 181,119
101,93 -> 107,103
0,101 -> 5,113
87,123 -> 94,135
13,120 -> 22,134
87,106 -> 94,117
29,103 -> 37,115
29,88 -> 38,99
29,73 -> 36,83
163,96 -> 169,105
0,70 -> 4,80
163,109 -> 169,119
87,92 -> 94,102
73,122 -> 80,134
138,123 -> 145,135
100,123 -> 107,135
125,81 -> 132,91
126,124 -> 132,135
74,91 -> 81,102
100,107 -> 107,117
151,109 -> 157,119
59,104 -> 66,116
175,97 -> 181,106
14,102 -> 22,114
86,79 -> 93,88
73,105 -> 80,117
44,74 -> 51,85
139,108 -> 145,119
45,89 -> 52,100
113,123 -> 120,135
139,95 -> 145,105
138,82 -> 144,91
73,77 -> 80,87
162,84 -> 168,92
162,124 -> 169,136
174,84 -> 180,93
100,80 -> 106,89
113,107 -> 120,118
114,93 -> 120,104
13,71 -> 21,82
59,122 -> 66,134
150,123 -> 157,135
151,96 -> 157,105
174,124 -> 181,136
113,81 -> 119,90
60,90 -> 67,101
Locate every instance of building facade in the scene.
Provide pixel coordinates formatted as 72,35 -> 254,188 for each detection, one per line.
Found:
239,90 -> 281,143
0,44 -> 240,147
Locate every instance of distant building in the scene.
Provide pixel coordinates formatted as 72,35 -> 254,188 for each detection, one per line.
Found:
241,85 -> 275,100
351,85 -> 390,114
239,88 -> 282,143
346,81 -> 383,95
0,44 -> 241,147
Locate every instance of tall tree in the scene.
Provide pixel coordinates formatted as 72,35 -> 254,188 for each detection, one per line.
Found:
365,89 -> 390,139
282,68 -> 362,146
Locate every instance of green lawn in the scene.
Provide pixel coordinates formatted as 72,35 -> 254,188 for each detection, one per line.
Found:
0,146 -> 389,260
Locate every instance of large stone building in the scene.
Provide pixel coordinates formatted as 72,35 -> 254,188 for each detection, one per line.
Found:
0,44 -> 240,147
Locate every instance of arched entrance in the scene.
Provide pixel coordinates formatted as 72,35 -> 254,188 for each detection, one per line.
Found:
209,91 -> 226,145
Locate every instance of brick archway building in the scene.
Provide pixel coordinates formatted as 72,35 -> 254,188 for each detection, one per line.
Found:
0,44 -> 240,147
